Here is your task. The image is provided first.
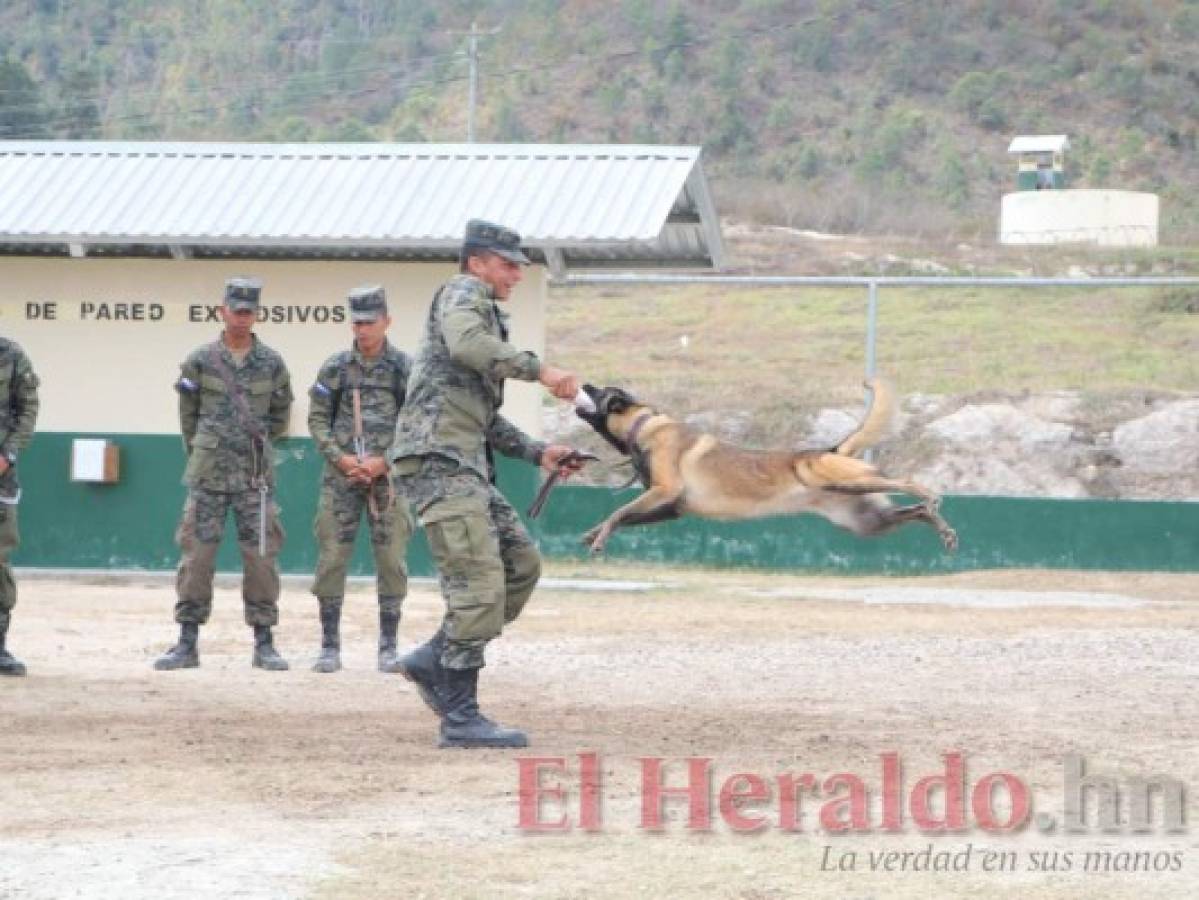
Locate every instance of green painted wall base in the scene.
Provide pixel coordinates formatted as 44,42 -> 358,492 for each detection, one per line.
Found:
14,433 -> 1199,576
528,486 -> 1199,573
19,433 -> 439,578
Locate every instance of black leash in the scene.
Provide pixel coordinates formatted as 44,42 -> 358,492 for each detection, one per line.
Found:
527,450 -> 598,519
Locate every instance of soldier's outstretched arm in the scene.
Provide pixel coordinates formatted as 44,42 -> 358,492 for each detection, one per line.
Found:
441,292 -> 541,382
488,414 -> 546,465
537,364 -> 580,401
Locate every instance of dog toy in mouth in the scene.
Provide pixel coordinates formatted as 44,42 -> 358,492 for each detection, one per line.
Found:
574,389 -> 597,413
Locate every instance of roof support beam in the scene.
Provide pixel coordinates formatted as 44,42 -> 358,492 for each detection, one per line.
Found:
685,171 -> 727,271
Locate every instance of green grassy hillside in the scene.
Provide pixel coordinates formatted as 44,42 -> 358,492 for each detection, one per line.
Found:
2,0 -> 1198,238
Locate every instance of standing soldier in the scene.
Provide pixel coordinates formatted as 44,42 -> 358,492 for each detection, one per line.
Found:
154,278 -> 294,671
307,285 -> 413,673
391,219 -> 583,749
0,338 -> 39,677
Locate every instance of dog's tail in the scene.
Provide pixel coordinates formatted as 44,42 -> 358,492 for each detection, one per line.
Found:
835,378 -> 894,457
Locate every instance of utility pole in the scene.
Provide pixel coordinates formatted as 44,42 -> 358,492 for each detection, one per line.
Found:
450,21 -> 501,142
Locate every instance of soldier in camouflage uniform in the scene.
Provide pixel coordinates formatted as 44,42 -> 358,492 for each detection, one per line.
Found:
391,219 -> 583,749
154,278 -> 294,672
0,338 -> 39,677
308,285 -> 413,674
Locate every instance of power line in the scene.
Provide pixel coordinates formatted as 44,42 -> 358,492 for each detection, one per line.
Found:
0,43 -> 460,102
0,66 -> 433,138
446,21 -> 501,142
0,9 -> 864,141
0,46 -> 463,134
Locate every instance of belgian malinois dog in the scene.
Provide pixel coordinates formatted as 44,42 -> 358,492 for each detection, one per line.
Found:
574,379 -> 958,554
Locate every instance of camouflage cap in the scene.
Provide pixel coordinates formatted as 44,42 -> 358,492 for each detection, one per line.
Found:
224,277 -> 262,311
462,218 -> 530,265
348,284 -> 388,323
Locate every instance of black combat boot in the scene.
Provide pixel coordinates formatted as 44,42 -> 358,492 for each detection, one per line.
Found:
153,622 -> 199,671
397,628 -> 448,717
439,666 -> 528,749
252,624 -> 289,671
312,599 -> 342,673
0,618 -> 26,677
377,602 -> 401,673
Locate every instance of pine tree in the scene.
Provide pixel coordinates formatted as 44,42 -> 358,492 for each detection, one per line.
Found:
0,57 -> 48,139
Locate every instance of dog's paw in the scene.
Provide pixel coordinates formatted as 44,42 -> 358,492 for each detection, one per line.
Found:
581,532 -> 607,554
582,525 -> 611,555
941,527 -> 959,553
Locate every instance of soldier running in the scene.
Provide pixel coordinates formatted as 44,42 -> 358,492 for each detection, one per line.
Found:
391,219 -> 584,748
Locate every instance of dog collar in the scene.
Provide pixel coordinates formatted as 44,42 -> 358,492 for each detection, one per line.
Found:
624,411 -> 656,487
625,411 -> 655,453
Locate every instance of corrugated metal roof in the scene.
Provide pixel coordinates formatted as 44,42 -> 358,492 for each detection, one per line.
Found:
0,142 -> 724,273
1007,135 -> 1070,154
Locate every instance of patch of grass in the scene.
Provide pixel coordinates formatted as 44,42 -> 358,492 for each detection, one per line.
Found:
549,281 -> 1198,447
1153,288 -> 1199,315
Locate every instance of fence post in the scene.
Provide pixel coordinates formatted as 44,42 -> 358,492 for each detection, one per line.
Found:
864,280 -> 880,463
866,280 -> 879,380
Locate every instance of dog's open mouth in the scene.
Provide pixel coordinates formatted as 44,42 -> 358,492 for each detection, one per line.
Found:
574,384 -> 605,426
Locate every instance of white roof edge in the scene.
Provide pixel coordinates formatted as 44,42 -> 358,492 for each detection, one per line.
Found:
0,140 -> 702,160
1007,135 -> 1070,153
0,234 -> 703,250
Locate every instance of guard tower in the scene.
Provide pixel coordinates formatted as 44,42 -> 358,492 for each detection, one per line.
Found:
1000,131 -> 1157,246
1008,134 -> 1069,190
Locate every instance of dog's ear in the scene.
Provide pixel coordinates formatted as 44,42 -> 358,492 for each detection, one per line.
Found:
603,387 -> 638,415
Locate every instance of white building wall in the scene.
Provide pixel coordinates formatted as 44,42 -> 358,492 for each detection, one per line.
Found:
999,190 -> 1159,246
0,257 -> 548,438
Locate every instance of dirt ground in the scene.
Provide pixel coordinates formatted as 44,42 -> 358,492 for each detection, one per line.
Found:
2,563 -> 1197,899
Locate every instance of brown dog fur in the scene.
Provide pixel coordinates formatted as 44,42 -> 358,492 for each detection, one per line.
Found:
574,379 -> 958,554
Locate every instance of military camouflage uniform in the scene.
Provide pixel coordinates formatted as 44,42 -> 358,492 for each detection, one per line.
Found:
391,273 -> 545,671
0,338 -> 40,637
308,340 -> 413,606
173,334 -> 293,626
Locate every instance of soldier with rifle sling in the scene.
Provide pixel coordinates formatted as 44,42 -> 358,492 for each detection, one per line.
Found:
154,277 -> 293,671
308,285 -> 413,674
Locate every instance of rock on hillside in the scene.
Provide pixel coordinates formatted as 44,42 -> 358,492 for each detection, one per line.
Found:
879,393 -> 1198,501
1110,399 -> 1199,498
